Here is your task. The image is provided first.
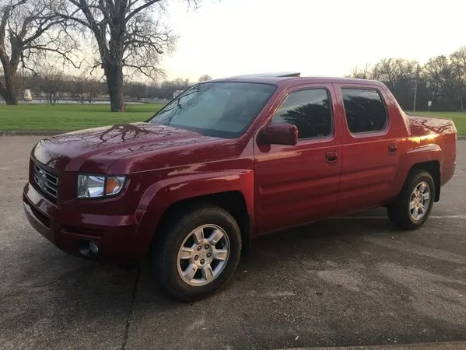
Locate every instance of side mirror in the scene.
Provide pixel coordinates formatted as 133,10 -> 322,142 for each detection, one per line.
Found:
258,123 -> 298,146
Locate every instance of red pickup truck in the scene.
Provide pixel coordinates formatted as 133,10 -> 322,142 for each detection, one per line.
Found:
23,75 -> 457,300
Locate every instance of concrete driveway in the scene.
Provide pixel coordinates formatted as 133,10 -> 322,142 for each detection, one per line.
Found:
1,136 -> 465,350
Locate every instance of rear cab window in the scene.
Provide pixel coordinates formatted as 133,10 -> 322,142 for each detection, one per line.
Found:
341,88 -> 388,134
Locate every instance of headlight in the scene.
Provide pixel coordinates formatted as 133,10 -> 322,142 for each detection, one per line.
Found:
77,174 -> 126,199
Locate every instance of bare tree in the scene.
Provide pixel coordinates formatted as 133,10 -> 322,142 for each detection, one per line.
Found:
371,58 -> 418,91
83,77 -> 101,103
126,81 -> 149,100
350,64 -> 372,79
157,77 -> 190,99
423,56 -> 455,109
358,58 -> 422,109
198,74 -> 212,82
40,69 -> 66,104
57,0 -> 195,112
0,0 -> 75,105
350,48 -> 466,111
71,74 -> 103,103
450,47 -> 466,111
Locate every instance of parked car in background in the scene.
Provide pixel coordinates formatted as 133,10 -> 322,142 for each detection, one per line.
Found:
24,74 -> 457,301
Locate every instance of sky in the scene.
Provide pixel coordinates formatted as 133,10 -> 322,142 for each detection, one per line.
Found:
159,0 -> 466,81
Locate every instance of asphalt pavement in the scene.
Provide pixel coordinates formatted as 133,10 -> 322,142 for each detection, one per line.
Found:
1,136 -> 465,350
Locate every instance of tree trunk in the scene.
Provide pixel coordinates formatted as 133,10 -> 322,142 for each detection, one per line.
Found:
105,64 -> 125,112
0,70 -> 18,105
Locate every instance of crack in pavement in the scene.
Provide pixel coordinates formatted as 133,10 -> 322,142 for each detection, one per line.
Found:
121,266 -> 141,350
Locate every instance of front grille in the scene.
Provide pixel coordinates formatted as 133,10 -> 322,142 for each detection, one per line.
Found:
33,162 -> 59,200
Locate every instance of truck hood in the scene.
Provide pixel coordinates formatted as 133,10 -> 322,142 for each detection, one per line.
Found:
33,122 -> 220,173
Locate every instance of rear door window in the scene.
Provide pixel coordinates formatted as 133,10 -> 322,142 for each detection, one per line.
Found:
342,88 -> 388,134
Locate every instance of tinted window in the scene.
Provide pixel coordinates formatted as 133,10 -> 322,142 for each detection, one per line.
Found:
271,89 -> 332,139
342,88 -> 388,133
150,82 -> 276,138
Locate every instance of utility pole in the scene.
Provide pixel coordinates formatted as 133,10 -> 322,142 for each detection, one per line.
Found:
412,78 -> 418,112
412,65 -> 420,113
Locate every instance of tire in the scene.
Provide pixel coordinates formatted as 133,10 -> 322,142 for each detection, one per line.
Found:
387,170 -> 435,230
154,205 -> 242,301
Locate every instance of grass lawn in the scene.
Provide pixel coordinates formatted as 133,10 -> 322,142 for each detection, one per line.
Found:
409,111 -> 466,136
0,103 -> 163,132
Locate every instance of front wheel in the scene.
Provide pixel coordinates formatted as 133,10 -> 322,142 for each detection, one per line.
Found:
154,205 -> 242,301
387,170 -> 435,230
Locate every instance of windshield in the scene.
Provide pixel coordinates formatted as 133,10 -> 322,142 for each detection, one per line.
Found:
149,82 -> 276,138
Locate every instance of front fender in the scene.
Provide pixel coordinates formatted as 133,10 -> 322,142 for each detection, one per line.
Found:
133,169 -> 254,257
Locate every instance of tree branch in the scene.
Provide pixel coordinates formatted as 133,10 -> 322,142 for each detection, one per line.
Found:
125,0 -> 162,23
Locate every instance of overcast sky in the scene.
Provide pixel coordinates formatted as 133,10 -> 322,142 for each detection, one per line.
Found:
160,0 -> 466,81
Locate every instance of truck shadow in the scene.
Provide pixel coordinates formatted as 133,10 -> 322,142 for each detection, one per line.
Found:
121,211 -> 466,349
136,209 -> 399,305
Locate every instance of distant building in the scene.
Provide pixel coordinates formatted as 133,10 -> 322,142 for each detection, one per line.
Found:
24,89 -> 32,102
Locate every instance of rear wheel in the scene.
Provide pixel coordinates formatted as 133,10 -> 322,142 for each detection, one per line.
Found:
387,170 -> 435,230
154,205 -> 242,301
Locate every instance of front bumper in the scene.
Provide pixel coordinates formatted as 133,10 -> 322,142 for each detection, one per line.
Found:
23,182 -> 145,262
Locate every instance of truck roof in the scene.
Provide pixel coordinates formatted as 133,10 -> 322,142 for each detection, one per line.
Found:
211,75 -> 383,88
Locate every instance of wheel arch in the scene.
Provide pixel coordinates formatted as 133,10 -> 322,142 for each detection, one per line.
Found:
153,191 -> 251,253
393,144 -> 442,203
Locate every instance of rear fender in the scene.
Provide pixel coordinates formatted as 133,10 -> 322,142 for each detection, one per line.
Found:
391,143 -> 442,200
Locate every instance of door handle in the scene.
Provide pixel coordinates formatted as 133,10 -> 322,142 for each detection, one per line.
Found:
388,143 -> 398,153
326,151 -> 338,163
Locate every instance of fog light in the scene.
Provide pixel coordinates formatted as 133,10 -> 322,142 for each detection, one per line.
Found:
79,240 -> 99,257
89,241 -> 99,255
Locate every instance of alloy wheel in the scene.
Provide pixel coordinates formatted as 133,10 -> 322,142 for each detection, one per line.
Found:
409,181 -> 431,221
176,224 -> 230,286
